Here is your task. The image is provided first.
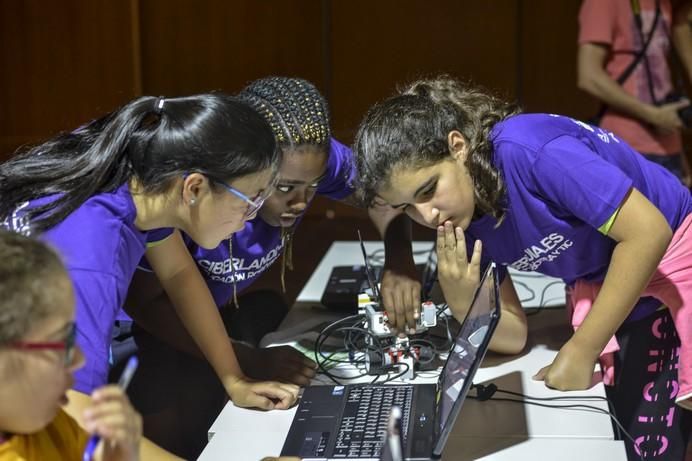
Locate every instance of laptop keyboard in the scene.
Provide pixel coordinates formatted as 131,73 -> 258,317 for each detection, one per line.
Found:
333,385 -> 413,458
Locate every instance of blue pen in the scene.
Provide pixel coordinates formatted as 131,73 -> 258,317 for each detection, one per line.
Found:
82,356 -> 139,461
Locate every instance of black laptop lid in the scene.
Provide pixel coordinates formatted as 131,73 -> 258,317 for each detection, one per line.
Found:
432,262 -> 501,457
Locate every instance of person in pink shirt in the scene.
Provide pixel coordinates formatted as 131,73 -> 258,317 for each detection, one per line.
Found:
578,0 -> 692,182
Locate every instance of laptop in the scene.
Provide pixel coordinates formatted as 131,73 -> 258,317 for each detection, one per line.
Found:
281,261 -> 501,460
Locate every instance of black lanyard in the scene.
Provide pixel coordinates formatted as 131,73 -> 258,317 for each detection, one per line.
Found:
631,0 -> 662,103
592,0 -> 664,124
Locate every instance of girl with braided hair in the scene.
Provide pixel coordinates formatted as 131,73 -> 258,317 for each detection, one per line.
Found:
355,75 -> 692,460
125,76 -> 423,459
0,93 -> 297,460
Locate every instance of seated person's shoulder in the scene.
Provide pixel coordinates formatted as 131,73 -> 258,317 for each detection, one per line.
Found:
0,409 -> 87,459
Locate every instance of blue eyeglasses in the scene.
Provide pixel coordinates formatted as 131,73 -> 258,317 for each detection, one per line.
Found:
183,173 -> 277,218
215,180 -> 266,218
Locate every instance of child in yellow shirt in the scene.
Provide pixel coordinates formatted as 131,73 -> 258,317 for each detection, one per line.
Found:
0,230 -> 141,461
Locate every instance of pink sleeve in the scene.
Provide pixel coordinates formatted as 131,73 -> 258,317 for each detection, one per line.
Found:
578,0 -> 617,46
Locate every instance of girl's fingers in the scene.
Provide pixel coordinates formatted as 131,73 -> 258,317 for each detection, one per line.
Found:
86,411 -> 136,443
444,222 -> 457,263
439,223 -> 472,271
381,288 -> 399,331
91,385 -> 127,402
84,386 -> 140,445
532,364 -> 550,381
454,226 -> 468,263
302,356 -> 318,369
436,225 -> 446,253
254,381 -> 299,406
244,393 -> 275,410
411,284 -> 421,320
264,382 -> 299,409
276,382 -> 300,399
469,239 -> 482,275
438,222 -> 460,270
389,287 -> 406,330
93,420 -> 128,441
83,400 -> 128,422
401,287 -> 416,332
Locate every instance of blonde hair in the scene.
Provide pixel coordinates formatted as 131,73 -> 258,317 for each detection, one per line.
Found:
0,231 -> 67,343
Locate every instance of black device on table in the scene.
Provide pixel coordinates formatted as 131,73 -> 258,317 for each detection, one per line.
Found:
320,242 -> 436,312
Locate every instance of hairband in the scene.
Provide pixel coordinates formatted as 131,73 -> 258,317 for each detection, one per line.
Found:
156,96 -> 165,114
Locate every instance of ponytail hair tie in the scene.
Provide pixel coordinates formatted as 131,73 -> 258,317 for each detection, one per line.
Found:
155,96 -> 165,114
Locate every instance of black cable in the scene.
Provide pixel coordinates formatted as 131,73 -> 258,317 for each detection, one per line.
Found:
320,349 -> 358,365
436,303 -> 449,315
314,315 -> 420,384
492,387 -> 608,402
526,280 -> 566,316
511,279 -> 536,305
342,324 -> 373,353
470,384 -> 645,461
314,315 -> 373,384
382,361 -> 411,383
509,272 -> 566,316
409,338 -> 450,358
405,341 -> 436,365
314,297 -> 455,383
538,281 -> 566,309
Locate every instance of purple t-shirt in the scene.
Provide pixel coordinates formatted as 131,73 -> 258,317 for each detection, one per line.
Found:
467,114 -> 692,318
144,138 -> 356,307
3,184 -> 147,393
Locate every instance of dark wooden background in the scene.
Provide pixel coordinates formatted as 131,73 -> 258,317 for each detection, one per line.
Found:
2,0 -> 689,301
0,0 -> 600,170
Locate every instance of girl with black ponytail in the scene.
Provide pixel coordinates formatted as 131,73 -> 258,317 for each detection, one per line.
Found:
0,94 -> 299,458
124,77 -> 424,459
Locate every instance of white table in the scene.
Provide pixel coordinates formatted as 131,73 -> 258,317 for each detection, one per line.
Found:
201,421 -> 625,461
199,242 -> 626,461
292,241 -> 566,311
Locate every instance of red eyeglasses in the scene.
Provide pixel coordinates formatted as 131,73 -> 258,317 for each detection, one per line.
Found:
9,322 -> 77,366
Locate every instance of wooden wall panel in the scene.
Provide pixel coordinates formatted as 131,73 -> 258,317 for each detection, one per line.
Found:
6,1 -> 665,194
313,0 -> 519,220
138,0 -> 326,96
0,0 -> 141,159
520,0 -> 597,119
329,0 -> 519,143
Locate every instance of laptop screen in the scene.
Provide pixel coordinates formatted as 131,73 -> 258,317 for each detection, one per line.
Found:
433,262 -> 500,454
